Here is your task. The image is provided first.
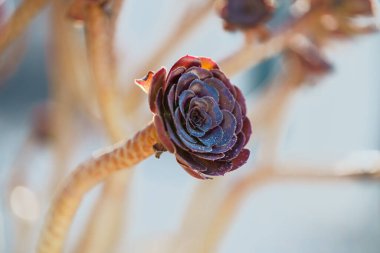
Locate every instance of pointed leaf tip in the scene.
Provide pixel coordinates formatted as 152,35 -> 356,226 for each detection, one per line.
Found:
135,71 -> 154,93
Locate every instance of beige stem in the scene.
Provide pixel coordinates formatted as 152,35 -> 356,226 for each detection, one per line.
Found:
77,3 -> 137,253
201,168 -> 274,253
0,0 -> 51,54
220,33 -> 291,76
86,3 -> 124,141
37,122 -> 158,253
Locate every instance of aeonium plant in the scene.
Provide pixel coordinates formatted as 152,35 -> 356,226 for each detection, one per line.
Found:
37,55 -> 252,253
137,55 -> 252,179
219,0 -> 276,31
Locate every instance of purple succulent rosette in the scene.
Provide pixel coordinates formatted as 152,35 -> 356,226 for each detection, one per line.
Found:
220,0 -> 275,31
136,56 -> 252,179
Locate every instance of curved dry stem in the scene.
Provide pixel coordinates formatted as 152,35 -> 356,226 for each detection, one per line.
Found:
86,3 -> 124,141
77,3 -> 139,253
0,0 -> 51,54
110,0 -> 126,34
201,167 -> 273,253
49,0 -> 97,121
220,33 -> 290,76
201,158 -> 380,253
37,123 -> 158,253
73,171 -> 133,253
0,36 -> 26,83
168,180 -> 224,253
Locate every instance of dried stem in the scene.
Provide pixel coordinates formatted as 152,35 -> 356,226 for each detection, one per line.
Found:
37,122 -> 158,253
48,1 -> 78,194
86,3 -> 124,141
73,171 -> 133,253
201,167 -> 273,253
202,159 -> 380,253
77,3 -> 137,253
110,0 -> 125,36
0,0 -> 51,54
168,180 -> 224,253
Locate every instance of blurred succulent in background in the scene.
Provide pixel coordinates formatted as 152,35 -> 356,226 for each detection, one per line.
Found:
137,56 -> 252,179
219,0 -> 276,31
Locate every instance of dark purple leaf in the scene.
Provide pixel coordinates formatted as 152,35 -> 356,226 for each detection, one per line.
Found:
193,151 -> 225,161
154,115 -> 175,153
167,84 -> 176,116
179,90 -> 195,116
230,149 -> 250,171
186,109 -> 207,138
220,132 -> 245,161
234,86 -> 247,115
166,67 -> 185,91
148,68 -> 166,113
202,96 -> 223,127
169,55 -> 201,74
205,77 -> 235,111
241,117 -> 252,146
217,110 -> 237,145
175,73 -> 198,101
211,134 -> 237,154
233,102 -> 243,133
174,109 -> 197,144
198,126 -> 224,147
189,79 -> 219,102
186,66 -> 212,80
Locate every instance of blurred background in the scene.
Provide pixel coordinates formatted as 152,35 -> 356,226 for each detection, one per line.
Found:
0,0 -> 380,252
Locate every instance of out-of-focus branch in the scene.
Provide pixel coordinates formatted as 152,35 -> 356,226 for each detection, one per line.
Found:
73,3 -> 133,253
110,0 -> 125,35
0,0 -> 51,54
37,123 -> 158,253
123,0 -> 215,117
133,0 -> 215,79
85,3 -> 124,141
0,38 -> 26,83
220,8 -> 327,76
202,158 -> 380,253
